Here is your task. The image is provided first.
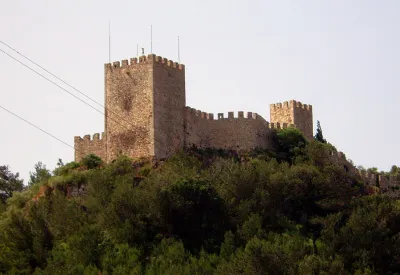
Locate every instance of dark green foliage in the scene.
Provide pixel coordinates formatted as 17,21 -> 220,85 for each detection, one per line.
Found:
28,162 -> 51,186
158,179 -> 228,253
0,165 -> 24,204
390,165 -> 399,176
81,154 -> 103,169
53,161 -> 80,176
276,127 -> 308,163
314,120 -> 327,143
1,141 -> 400,274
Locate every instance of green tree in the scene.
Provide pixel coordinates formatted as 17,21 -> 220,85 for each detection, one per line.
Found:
0,165 -> 24,203
320,196 -> 400,273
158,179 -> 228,253
29,162 -> 52,186
277,127 -> 308,163
389,165 -> 399,176
314,120 -> 326,143
81,154 -> 103,169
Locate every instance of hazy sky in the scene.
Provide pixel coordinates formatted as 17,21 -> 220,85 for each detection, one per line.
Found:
1,0 -> 399,182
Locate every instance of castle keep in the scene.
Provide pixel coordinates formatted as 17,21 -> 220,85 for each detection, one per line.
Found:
74,54 -> 313,163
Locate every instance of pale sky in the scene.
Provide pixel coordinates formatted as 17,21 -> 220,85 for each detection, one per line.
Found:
1,0 -> 399,182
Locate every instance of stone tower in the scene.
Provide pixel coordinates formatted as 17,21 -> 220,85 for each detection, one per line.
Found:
270,100 -> 313,139
104,54 -> 185,162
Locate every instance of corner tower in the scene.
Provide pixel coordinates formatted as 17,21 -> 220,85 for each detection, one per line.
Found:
104,54 -> 185,162
270,100 -> 313,139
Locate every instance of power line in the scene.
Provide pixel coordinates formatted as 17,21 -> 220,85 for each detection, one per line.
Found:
0,48 -> 104,116
0,41 -> 168,154
0,41 -> 114,116
0,40 -> 153,135
0,45 -> 133,131
0,104 -> 77,152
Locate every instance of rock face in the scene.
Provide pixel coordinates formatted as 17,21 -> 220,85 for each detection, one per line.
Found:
74,54 -> 313,163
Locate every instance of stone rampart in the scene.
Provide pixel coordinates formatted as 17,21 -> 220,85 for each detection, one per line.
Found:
270,100 -> 313,139
331,150 -> 400,190
105,54 -> 185,70
184,107 -> 296,151
74,133 -> 106,162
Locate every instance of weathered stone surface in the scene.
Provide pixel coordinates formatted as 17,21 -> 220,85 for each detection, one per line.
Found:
74,54 -> 313,162
72,53 -> 400,191
270,100 -> 313,139
74,133 -> 106,162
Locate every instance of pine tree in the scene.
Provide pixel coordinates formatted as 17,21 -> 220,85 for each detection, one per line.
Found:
314,120 -> 326,143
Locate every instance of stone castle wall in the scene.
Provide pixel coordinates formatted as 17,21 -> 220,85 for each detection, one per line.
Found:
73,51 -> 399,191
332,151 -> 400,190
184,107 -> 295,151
153,56 -> 186,159
74,54 -> 313,163
74,133 -> 106,162
270,100 -> 313,139
104,56 -> 155,162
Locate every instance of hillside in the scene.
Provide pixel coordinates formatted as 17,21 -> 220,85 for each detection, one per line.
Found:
1,128 -> 400,274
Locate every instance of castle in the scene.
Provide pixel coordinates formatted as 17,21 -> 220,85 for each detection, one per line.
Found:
73,53 -> 400,191
74,54 -> 313,162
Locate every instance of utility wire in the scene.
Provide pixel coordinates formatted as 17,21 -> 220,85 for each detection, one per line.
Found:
0,46 -> 134,132
0,42 -> 168,152
0,48 -> 104,116
0,41 -> 135,131
0,41 -> 106,109
0,104 -> 78,152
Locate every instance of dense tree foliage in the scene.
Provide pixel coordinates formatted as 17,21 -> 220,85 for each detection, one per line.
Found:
0,165 -> 23,204
0,128 -> 399,274
28,162 -> 51,186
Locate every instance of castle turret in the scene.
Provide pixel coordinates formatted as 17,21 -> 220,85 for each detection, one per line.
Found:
104,54 -> 185,162
270,100 -> 313,139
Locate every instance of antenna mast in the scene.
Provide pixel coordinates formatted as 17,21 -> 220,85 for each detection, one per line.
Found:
150,25 -> 153,54
108,21 -> 111,63
178,36 -> 180,63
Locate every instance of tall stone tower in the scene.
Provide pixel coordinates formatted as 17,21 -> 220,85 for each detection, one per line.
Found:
104,54 -> 185,162
270,100 -> 313,139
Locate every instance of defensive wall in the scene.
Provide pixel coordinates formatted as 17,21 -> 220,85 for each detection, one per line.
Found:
75,53 -> 314,163
333,150 -> 400,190
74,54 -> 314,161
184,107 -> 296,151
270,100 -> 313,139
103,54 -> 186,162
73,52 -> 399,193
74,133 -> 106,162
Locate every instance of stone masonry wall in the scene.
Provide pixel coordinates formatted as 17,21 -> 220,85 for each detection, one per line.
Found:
74,133 -> 106,162
270,100 -> 313,139
153,56 -> 186,159
184,107 -> 296,151
333,151 -> 400,190
293,102 -> 313,140
104,56 -> 155,162
74,54 -> 317,165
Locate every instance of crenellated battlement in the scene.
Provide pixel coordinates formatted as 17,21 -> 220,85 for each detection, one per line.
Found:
184,106 -> 297,131
74,132 -> 106,142
268,122 -> 296,129
185,107 -> 290,123
74,133 -> 106,162
270,100 -> 312,111
154,55 -> 185,70
270,99 -> 313,139
105,54 -> 185,71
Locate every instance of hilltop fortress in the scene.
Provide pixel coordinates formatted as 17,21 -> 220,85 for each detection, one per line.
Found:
74,54 -> 400,191
74,54 -> 313,162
